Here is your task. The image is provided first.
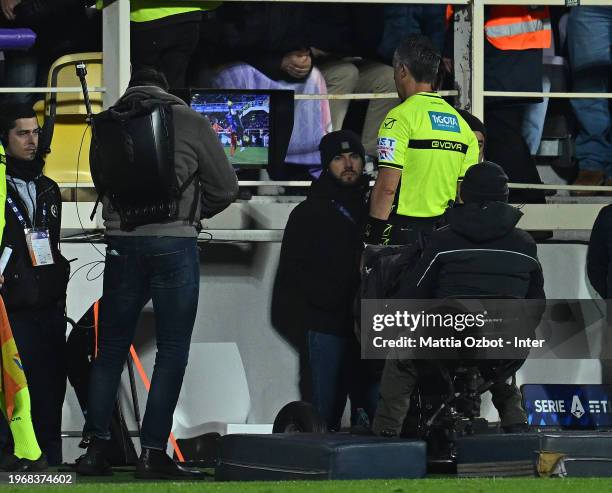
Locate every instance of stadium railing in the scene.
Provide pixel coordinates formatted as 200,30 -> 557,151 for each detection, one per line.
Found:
1,0 -> 611,234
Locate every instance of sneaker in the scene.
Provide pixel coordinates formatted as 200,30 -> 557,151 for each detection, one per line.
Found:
570,169 -> 605,197
75,437 -> 113,476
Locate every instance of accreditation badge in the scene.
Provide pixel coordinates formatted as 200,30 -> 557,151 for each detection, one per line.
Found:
24,228 -> 55,266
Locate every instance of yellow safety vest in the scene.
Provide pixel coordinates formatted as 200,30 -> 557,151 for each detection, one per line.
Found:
130,1 -> 222,23
96,1 -> 222,23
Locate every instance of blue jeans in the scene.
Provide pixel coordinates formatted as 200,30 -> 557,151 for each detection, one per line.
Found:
84,236 -> 200,450
568,6 -> 612,175
308,331 -> 379,431
522,72 -> 551,156
1,51 -> 38,105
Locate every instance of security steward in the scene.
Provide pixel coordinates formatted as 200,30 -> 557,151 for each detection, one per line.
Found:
365,35 -> 479,246
0,104 -> 69,467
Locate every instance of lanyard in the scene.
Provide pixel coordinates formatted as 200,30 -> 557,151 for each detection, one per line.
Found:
331,200 -> 356,225
7,196 -> 28,229
6,196 -> 47,229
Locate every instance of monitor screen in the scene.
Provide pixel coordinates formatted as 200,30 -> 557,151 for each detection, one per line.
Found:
190,91 -> 271,168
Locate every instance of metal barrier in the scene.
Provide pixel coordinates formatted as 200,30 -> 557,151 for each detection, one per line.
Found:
3,0 -> 611,232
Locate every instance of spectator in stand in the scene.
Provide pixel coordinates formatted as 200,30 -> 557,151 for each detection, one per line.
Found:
567,6 -> 611,195
305,4 -> 399,159
0,0 -> 101,105
129,1 -> 221,89
378,5 -> 448,62
194,2 -> 331,176
483,6 -> 551,205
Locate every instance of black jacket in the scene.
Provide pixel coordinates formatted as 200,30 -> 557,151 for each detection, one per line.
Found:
1,175 -> 70,312
273,173 -> 369,337
397,201 -> 545,300
587,204 -> 612,299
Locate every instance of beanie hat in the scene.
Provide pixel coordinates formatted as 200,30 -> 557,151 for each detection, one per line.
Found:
456,109 -> 486,139
128,67 -> 169,91
319,130 -> 365,169
461,161 -> 509,204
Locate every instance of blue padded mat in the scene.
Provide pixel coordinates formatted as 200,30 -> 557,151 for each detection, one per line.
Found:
216,433 -> 427,481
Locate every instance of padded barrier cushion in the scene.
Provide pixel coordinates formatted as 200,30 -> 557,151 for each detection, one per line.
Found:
216,433 -> 427,481
539,433 -> 612,477
457,431 -> 612,477
456,433 -> 542,477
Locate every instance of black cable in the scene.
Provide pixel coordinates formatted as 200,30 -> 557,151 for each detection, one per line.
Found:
69,260 -> 105,282
198,231 -> 213,243
75,123 -> 106,260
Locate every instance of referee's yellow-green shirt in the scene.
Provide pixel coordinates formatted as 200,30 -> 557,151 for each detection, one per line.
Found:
377,92 -> 479,218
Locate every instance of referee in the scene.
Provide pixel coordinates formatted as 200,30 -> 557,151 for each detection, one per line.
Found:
365,35 -> 480,246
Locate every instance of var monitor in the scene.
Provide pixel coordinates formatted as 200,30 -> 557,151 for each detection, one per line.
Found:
175,89 -> 294,178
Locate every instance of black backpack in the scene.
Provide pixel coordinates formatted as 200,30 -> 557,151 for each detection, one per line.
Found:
90,98 -> 198,231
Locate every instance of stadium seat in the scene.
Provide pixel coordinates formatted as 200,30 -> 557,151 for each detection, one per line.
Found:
37,52 -> 102,185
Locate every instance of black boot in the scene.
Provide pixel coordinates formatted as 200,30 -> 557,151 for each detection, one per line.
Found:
75,437 -> 113,476
135,448 -> 204,480
3,454 -> 48,472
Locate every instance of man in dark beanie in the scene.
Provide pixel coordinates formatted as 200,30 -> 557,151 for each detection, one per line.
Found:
273,130 -> 378,431
0,103 -> 70,468
373,160 -> 545,437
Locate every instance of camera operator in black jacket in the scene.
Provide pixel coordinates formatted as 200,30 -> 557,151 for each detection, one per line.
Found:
373,161 -> 545,437
0,104 -> 69,467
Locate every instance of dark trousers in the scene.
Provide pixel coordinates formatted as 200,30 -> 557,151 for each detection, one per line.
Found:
307,331 -> 379,431
83,236 -> 200,450
484,105 -> 546,204
373,357 -> 527,435
388,215 -> 441,247
0,305 -> 67,466
131,20 -> 200,88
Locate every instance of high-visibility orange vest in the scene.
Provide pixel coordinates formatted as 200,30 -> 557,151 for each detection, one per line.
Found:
485,6 -> 551,50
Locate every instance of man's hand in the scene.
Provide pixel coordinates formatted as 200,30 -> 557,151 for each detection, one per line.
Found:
1,0 -> 21,21
0,275 -> 5,289
280,50 -> 312,79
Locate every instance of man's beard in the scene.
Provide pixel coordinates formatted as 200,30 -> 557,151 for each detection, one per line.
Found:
331,171 -> 360,188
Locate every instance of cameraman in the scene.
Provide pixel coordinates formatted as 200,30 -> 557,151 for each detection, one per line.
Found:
373,161 -> 545,436
76,68 -> 238,479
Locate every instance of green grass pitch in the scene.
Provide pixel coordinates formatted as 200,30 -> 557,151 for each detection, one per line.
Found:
224,146 -> 268,166
5,477 -> 612,493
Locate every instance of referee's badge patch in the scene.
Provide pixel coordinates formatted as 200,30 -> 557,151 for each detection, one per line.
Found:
377,137 -> 397,162
428,111 -> 460,133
